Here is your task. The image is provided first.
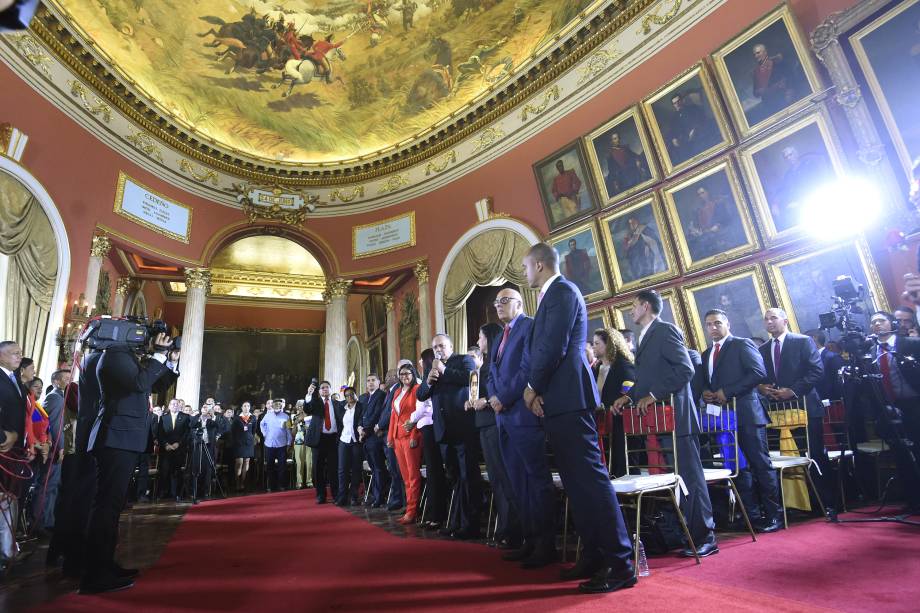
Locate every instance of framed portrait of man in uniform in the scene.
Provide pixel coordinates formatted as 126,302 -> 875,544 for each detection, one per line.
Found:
547,221 -> 610,302
534,141 -> 600,231
681,265 -> 773,349
711,4 -> 822,136
584,106 -> 659,206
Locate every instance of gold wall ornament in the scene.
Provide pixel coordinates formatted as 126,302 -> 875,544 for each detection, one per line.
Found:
325,278 -> 352,299
329,186 -> 365,203
115,276 -> 138,296
90,234 -> 112,258
68,80 -> 112,123
124,131 -> 164,162
576,49 -> 620,85
179,159 -> 219,185
0,123 -> 11,153
414,260 -> 429,285
471,126 -> 506,153
241,199 -> 308,226
518,86 -> 560,122
425,150 -> 458,176
377,173 -> 410,195
184,267 -> 212,295
639,0 -> 682,35
12,34 -> 52,78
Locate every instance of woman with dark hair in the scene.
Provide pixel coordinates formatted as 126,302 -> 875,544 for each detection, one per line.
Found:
231,401 -> 256,492
470,322 -> 522,549
592,328 -> 636,478
387,362 -> 427,524
412,348 -> 446,529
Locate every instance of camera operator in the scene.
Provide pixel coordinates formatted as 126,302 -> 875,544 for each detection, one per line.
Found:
82,332 -> 179,594
188,404 -> 218,504
869,311 -> 920,512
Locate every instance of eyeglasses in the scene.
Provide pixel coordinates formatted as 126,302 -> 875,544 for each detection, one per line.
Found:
492,297 -> 521,307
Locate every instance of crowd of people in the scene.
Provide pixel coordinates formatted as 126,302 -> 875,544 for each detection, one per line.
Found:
2,242 -> 919,597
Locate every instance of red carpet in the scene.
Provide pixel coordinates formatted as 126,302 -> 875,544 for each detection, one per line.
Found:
34,492 -> 920,612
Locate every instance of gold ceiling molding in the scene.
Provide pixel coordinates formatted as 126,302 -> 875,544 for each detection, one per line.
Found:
519,86 -> 561,122
178,159 -> 218,186
67,80 -> 111,123
124,131 -> 163,162
425,150 -> 458,176
26,0 -> 655,186
329,186 -> 365,203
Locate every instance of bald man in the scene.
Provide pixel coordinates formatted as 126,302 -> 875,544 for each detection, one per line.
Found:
487,288 -> 557,566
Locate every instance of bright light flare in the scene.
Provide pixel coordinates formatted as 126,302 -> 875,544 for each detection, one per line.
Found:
799,177 -> 882,241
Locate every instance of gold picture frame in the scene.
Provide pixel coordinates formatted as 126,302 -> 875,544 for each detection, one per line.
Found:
583,106 -> 660,207
113,171 -> 193,244
534,140 -> 601,231
598,195 -> 679,293
587,306 -> 613,338
766,239 -> 889,334
849,0 -> 920,181
681,265 -> 773,349
641,62 -> 734,176
711,4 -> 823,137
737,108 -> 847,245
661,157 -> 761,273
547,220 -> 611,303
611,288 -> 687,339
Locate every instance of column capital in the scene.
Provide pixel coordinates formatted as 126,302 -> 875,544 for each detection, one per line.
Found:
115,276 -> 138,296
413,260 -> 429,284
383,293 -> 395,312
323,278 -> 352,303
184,267 -> 212,295
90,234 -> 112,258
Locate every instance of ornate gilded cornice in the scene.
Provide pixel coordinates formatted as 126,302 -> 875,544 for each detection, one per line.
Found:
184,267 -> 212,295
115,276 -> 137,296
414,261 -> 430,285
89,234 -> 112,258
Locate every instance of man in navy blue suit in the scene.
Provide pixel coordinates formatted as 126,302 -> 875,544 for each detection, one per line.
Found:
358,373 -> 389,507
376,368 -> 406,511
520,243 -> 634,594
700,309 -> 780,533
487,288 -> 556,567
805,329 -> 844,402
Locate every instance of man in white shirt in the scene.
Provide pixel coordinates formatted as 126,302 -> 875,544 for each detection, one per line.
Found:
305,380 -> 341,504
336,387 -> 364,506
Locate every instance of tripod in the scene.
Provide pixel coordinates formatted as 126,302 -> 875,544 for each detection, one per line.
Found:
190,434 -> 226,502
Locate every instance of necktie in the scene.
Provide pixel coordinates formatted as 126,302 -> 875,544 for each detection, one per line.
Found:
712,342 -> 721,365
497,324 -> 511,359
773,338 -> 782,379
880,344 -> 896,401
8,372 -> 20,396
324,398 -> 331,430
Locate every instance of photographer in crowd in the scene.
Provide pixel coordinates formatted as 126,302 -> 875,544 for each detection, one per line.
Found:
81,331 -> 179,594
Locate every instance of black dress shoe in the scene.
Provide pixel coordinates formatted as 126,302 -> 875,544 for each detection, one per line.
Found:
438,527 -> 455,537
502,543 -> 534,562
559,558 -> 603,580
520,548 -> 558,569
350,497 -> 359,506
79,575 -> 135,595
112,563 -> 139,579
680,540 -> 719,558
756,518 -> 782,534
495,538 -> 518,550
316,498 -> 327,504
451,528 -> 481,540
579,567 -> 637,594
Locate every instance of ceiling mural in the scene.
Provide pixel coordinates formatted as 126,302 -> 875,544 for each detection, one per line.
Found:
56,0 -> 597,165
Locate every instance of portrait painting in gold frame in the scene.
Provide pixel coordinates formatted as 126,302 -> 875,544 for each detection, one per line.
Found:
611,289 -> 687,340
547,220 -> 611,303
584,106 -> 659,207
681,265 -> 773,349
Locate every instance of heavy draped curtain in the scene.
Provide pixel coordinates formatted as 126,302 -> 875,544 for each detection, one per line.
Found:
442,229 -> 536,351
0,171 -> 58,370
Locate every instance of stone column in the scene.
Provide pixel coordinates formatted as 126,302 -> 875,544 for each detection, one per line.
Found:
322,278 -> 351,389
175,268 -> 211,412
85,235 -> 111,310
384,294 -> 397,372
414,260 -> 432,346
113,277 -> 137,317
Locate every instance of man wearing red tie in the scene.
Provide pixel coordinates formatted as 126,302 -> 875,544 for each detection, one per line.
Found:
305,380 -> 341,504
869,311 -> 920,512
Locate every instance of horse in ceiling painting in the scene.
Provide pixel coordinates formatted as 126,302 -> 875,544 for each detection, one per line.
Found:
407,37 -> 453,112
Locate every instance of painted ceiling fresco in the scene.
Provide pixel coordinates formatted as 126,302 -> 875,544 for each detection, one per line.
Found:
57,0 -> 597,164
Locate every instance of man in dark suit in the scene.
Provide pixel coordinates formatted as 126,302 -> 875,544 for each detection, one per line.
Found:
40,369 -> 70,530
358,373 -> 389,507
0,341 -> 27,571
806,329 -> 845,402
521,243 -> 634,594
700,309 -> 780,533
305,380 -> 340,503
614,289 -> 718,558
335,386 -> 365,506
188,405 -> 218,503
377,369 -> 406,511
869,311 -> 920,510
157,398 -> 190,502
84,333 -> 179,594
417,333 -> 480,539
488,289 -> 556,566
757,307 -> 832,513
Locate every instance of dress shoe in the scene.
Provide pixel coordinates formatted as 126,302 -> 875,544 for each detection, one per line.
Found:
371,502 -> 384,509
520,548 -> 558,569
437,527 -> 455,537
350,497 -> 359,506
578,567 -> 637,594
495,537 -> 518,550
111,563 -> 139,579
79,575 -> 135,595
451,528 -> 481,540
398,513 -> 417,525
680,540 -> 719,558
559,558 -> 603,581
502,543 -> 534,562
756,517 -> 782,534
316,498 -> 327,504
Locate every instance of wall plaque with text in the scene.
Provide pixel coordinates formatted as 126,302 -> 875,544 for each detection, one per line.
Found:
352,211 -> 416,259
114,172 -> 192,243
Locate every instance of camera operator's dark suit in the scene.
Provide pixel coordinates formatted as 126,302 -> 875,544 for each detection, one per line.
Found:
876,335 -> 920,509
157,410 -> 190,500
188,415 -> 218,500
305,393 -> 342,503
84,346 -> 176,590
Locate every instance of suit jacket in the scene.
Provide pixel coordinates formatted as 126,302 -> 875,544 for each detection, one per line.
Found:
759,333 -> 824,417
43,387 -> 65,449
700,336 -> 768,428
630,318 -> 699,436
488,315 -> 540,428
187,415 -> 218,446
817,348 -> 845,401
417,352 -> 477,442
147,413 -> 161,453
523,276 -> 599,417
97,346 -> 178,453
687,348 -> 703,407
334,401 -> 365,443
158,411 -> 191,447
593,358 -> 636,408
0,366 -> 27,445
359,389 -> 387,431
474,358 -> 496,429
75,351 -> 103,454
304,394 -> 343,447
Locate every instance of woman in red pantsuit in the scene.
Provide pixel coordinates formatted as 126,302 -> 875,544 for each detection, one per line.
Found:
387,363 -> 425,524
